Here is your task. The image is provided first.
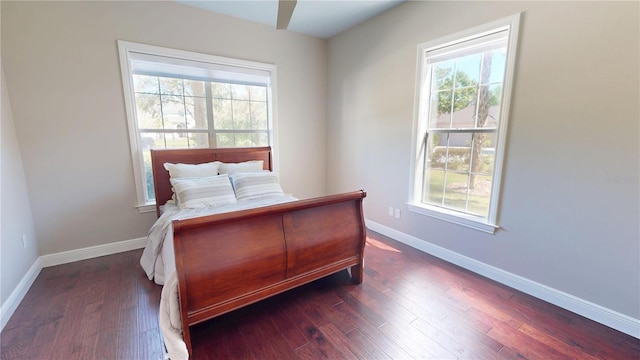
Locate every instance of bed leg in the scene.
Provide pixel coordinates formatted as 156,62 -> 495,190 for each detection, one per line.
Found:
350,262 -> 363,284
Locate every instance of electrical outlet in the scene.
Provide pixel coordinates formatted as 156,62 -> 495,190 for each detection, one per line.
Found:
388,206 -> 394,216
22,234 -> 27,248
394,209 -> 401,219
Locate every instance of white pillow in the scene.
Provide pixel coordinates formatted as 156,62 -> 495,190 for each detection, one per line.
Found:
230,172 -> 284,200
218,160 -> 264,174
164,161 -> 221,179
170,174 -> 237,209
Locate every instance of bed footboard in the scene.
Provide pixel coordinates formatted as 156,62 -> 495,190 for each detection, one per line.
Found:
172,190 -> 367,354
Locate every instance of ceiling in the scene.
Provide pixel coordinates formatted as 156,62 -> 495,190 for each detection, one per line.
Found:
177,0 -> 405,39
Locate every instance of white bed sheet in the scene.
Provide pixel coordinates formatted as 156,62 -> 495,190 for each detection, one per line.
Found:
139,194 -> 298,359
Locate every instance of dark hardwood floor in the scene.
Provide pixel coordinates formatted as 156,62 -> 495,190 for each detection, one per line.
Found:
2,231 -> 639,359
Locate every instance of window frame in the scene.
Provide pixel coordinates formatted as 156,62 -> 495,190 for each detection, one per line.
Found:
118,41 -> 278,212
408,14 -> 521,234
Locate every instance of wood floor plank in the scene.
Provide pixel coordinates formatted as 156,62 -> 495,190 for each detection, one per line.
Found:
29,318 -> 61,360
361,266 -> 393,294
343,328 -> 393,360
74,301 -> 102,360
456,288 -> 525,329
93,326 -> 118,360
115,296 -> 139,359
377,319 -> 457,359
191,314 -> 253,360
517,323 -> 600,360
49,295 -> 85,360
334,287 -> 387,328
438,311 -> 503,352
486,319 -> 569,359
138,328 -> 165,360
410,316 -> 504,360
333,302 -> 415,360
1,233 -> 638,360
316,323 -> 360,360
285,302 -> 350,359
345,283 -> 419,324
240,314 -> 298,360
264,301 -> 309,351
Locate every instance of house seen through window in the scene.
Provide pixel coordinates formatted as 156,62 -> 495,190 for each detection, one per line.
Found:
118,41 -> 275,208
410,15 -> 520,233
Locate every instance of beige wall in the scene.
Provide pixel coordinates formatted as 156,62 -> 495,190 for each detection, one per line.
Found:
1,1 -> 327,255
1,63 -> 40,306
327,1 -> 639,319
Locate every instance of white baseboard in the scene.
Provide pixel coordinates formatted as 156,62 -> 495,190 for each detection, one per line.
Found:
366,219 -> 640,339
0,258 -> 42,330
40,237 -> 147,267
1,237 -> 147,331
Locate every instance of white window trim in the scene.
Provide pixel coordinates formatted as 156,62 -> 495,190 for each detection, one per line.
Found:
117,40 -> 279,211
408,13 -> 521,234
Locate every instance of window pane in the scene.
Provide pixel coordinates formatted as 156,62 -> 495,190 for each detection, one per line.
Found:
135,94 -> 162,129
161,132 -> 208,149
451,87 -> 477,128
454,54 -> 481,87
133,74 -> 159,93
212,82 -> 231,99
249,86 -> 267,101
184,79 -> 206,97
161,95 -> 186,130
139,132 -> 164,149
429,91 -> 452,128
485,48 -> 507,85
234,132 -> 255,147
446,133 -> 472,172
255,132 -> 269,146
443,172 -> 469,212
251,101 -> 268,129
140,131 -> 166,201
467,174 -> 492,216
232,100 -> 251,129
213,98 -> 232,129
142,149 -> 155,201
159,77 -> 184,95
423,169 -> 444,205
164,132 -> 190,148
216,132 -> 269,148
189,133 -> 210,148
472,132 -> 496,175
231,84 -> 250,100
431,61 -> 454,91
185,96 -> 207,130
215,133 -> 234,148
426,133 -> 445,169
476,84 -> 502,128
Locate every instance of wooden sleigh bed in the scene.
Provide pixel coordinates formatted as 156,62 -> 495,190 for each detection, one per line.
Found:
150,147 -> 367,355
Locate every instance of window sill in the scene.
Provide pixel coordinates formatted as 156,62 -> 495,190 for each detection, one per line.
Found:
407,203 -> 498,234
136,203 -> 156,214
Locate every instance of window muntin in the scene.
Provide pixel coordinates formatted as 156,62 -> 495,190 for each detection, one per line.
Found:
118,41 -> 275,208
410,15 -> 520,232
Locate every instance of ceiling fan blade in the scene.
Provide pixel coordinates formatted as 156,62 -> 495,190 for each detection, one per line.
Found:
276,0 -> 297,30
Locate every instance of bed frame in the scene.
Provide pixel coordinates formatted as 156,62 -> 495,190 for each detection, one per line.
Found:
150,147 -> 367,354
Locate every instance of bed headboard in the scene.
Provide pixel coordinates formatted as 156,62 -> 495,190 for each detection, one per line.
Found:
150,147 -> 273,217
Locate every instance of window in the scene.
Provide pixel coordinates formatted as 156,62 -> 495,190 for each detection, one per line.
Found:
118,41 -> 277,210
409,14 -> 520,233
